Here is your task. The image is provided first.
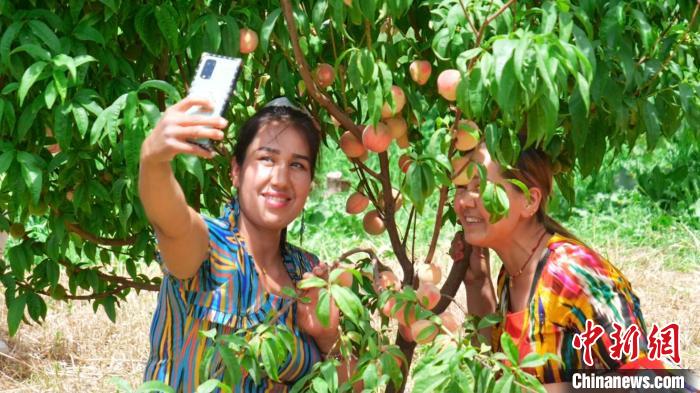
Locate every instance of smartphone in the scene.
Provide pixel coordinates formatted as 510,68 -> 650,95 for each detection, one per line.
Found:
186,52 -> 242,151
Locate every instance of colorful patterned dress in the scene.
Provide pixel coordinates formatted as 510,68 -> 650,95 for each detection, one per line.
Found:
492,234 -> 663,383
144,199 -> 322,392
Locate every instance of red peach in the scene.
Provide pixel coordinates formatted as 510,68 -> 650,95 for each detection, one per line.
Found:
396,134 -> 410,149
416,282 -> 441,310
340,130 -> 366,158
411,320 -> 438,344
362,122 -> 392,153
398,323 -> 413,342
398,154 -> 412,173
453,120 -> 480,151
439,311 -> 460,333
384,116 -> 408,139
377,271 -> 401,291
346,192 -> 369,215
409,60 -> 432,85
451,156 -> 474,186
239,28 -> 259,54
315,63 -> 335,89
381,297 -> 396,318
437,69 -> 461,101
363,210 -> 385,235
416,264 -> 442,286
381,86 -> 406,118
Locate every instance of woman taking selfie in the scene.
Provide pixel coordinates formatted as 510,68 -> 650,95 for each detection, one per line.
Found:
139,96 -> 340,391
449,142 -> 665,391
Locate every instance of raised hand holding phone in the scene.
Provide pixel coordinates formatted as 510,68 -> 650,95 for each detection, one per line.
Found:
185,53 -> 242,151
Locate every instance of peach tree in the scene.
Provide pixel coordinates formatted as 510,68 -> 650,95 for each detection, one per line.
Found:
1,0 -> 699,392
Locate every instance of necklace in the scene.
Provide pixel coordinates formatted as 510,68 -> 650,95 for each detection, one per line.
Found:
508,230 -> 549,287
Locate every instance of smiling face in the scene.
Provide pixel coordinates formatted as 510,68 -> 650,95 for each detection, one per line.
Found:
231,121 -> 313,233
453,144 -> 542,249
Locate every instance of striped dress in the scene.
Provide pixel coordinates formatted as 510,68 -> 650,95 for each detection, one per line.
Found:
144,199 -> 322,392
492,234 -> 662,383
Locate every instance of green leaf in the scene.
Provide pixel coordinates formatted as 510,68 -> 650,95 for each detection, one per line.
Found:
631,9 -> 652,52
72,105 -> 89,137
477,313 -> 502,330
0,150 -> 15,174
641,97 -> 661,150
493,372 -> 514,393
195,379 -> 222,393
7,293 -> 27,337
330,284 -> 362,324
73,22 -> 105,45
203,13 -> 221,52
297,275 -> 326,289
135,380 -> 176,393
44,82 -> 57,109
316,289 -> 331,327
1,21 -> 24,69
500,332 -> 519,365
261,8 -> 281,53
53,69 -> 68,101
139,80 -> 182,101
28,20 -> 61,53
53,54 -> 77,81
17,97 -> 43,140
17,152 -> 44,205
18,61 -> 47,106
11,44 -> 51,61
575,72 -> 590,113
155,4 -> 179,51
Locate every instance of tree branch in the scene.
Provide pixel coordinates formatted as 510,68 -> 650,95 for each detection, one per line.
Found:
280,0 -> 361,139
433,253 -> 470,315
64,221 -> 138,246
378,153 -> 413,287
468,0 -> 517,70
424,186 -> 449,265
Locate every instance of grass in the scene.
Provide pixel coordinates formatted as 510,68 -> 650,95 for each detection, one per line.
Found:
1,141 -> 699,391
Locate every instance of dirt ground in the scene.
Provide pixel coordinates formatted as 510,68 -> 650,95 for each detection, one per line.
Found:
0,244 -> 698,392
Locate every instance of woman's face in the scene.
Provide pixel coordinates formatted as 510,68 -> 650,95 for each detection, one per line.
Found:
231,121 -> 313,232
453,144 -> 533,249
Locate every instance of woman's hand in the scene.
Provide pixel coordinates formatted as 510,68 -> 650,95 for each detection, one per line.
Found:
450,231 -> 490,284
139,96 -> 228,165
296,264 -> 341,354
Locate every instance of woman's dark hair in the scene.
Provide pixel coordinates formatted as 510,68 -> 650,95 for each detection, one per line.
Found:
234,105 -> 321,176
502,147 -> 580,242
233,104 -> 321,248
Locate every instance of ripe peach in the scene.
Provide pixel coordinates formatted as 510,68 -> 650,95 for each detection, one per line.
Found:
239,28 -> 259,54
377,271 -> 401,291
346,192 -> 369,215
363,210 -> 385,235
378,188 -> 403,210
381,297 -> 396,317
395,303 -> 417,326
396,134 -> 410,149
362,122 -> 392,153
381,86 -> 406,118
398,154 -> 412,173
384,116 -> 408,139
411,320 -> 438,344
439,311 -> 460,333
398,323 -> 413,342
335,269 -> 354,287
315,63 -> 335,89
357,150 -> 369,162
437,69 -> 461,101
453,120 -> 480,151
416,282 -> 441,310
66,190 -> 74,202
451,156 -> 473,186
298,286 -> 340,334
340,130 -> 366,158
409,60 -> 432,85
416,264 -> 442,285
45,127 -> 60,154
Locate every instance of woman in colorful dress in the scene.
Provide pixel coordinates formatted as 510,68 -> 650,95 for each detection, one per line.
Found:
449,143 -> 665,392
138,96 -> 339,392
